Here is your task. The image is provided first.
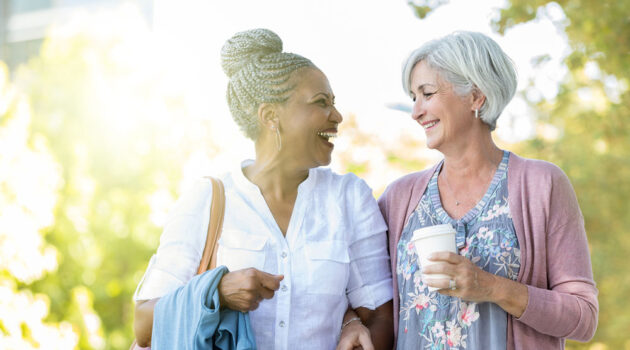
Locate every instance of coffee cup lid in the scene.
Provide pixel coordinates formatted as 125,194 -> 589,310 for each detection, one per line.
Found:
412,224 -> 455,240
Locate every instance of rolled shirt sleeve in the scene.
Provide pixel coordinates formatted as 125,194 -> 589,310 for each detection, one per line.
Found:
346,177 -> 393,310
134,180 -> 213,301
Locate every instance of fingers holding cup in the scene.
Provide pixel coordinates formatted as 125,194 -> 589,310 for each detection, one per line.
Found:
412,224 -> 457,292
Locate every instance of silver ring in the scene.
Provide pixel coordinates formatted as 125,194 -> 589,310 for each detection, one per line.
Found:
449,279 -> 457,290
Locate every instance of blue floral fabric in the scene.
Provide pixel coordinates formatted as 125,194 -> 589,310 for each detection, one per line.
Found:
396,151 -> 520,350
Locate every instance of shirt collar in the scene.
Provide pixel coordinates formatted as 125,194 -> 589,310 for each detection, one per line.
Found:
230,159 -> 318,199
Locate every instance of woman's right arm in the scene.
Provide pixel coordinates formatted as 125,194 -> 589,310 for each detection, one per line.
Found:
134,299 -> 158,347
132,179 -> 214,346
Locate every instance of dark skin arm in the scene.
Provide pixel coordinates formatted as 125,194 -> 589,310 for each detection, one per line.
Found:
134,299 -> 156,347
133,268 -> 283,347
337,301 -> 394,350
337,307 -> 373,350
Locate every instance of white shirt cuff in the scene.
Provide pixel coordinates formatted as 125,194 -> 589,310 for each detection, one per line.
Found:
133,255 -> 186,301
347,278 -> 393,310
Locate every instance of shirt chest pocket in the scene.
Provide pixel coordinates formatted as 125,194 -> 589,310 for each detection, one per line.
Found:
305,240 -> 350,296
217,230 -> 268,272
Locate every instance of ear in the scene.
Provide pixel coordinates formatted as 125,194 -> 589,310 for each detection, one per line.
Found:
257,103 -> 279,131
470,87 -> 486,112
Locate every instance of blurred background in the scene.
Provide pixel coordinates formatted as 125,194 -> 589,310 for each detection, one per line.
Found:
0,0 -> 628,349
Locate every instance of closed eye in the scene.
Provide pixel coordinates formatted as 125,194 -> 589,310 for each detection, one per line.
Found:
316,99 -> 329,107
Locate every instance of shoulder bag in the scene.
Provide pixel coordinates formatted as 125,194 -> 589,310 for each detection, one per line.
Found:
130,176 -> 226,349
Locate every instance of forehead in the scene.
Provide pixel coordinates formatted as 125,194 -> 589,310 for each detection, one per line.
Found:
290,67 -> 333,97
410,61 -> 440,87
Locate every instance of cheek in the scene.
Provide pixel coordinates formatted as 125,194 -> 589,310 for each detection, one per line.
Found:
423,100 -> 441,120
440,99 -> 467,124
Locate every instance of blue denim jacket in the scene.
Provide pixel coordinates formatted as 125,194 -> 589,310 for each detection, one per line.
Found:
152,266 -> 257,350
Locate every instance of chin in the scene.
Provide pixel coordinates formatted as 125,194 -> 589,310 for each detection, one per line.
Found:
425,141 -> 438,150
425,136 -> 443,150
319,159 -> 332,167
316,155 -> 332,167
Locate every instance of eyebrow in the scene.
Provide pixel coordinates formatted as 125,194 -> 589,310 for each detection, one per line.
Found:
311,92 -> 335,102
415,83 -> 438,92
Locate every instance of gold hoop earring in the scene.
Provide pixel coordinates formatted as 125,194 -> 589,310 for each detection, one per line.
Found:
273,126 -> 282,152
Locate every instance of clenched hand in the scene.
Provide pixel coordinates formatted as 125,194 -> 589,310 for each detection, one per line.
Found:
218,268 -> 284,312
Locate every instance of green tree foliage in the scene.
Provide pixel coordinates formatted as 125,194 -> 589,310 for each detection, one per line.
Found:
7,11 -> 219,349
0,61 -> 78,349
496,2 -> 630,349
410,0 -> 629,348
494,0 -> 630,77
2,1 -> 626,348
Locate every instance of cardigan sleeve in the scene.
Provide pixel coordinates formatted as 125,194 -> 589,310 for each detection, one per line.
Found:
515,165 -> 598,341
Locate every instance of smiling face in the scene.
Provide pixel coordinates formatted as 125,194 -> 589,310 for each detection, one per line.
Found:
276,67 -> 343,168
409,61 -> 476,152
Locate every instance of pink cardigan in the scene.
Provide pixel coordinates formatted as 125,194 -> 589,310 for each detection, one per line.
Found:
378,152 -> 598,350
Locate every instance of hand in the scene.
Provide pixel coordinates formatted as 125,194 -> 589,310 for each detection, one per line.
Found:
336,319 -> 374,350
422,252 -> 496,303
218,267 -> 284,312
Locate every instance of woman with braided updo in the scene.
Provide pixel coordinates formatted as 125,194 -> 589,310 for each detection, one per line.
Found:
133,29 -> 394,350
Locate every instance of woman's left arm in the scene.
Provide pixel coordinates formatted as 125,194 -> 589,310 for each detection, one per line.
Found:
337,303 -> 394,350
357,302 -> 394,349
516,218 -> 599,341
337,307 -> 373,350
342,178 -> 395,349
514,166 -> 598,341
343,231 -> 395,349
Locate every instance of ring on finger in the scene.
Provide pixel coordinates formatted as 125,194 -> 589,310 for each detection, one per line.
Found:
449,278 -> 457,290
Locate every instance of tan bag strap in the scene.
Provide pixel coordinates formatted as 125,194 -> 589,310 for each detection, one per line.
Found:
196,176 -> 226,274
129,177 -> 225,350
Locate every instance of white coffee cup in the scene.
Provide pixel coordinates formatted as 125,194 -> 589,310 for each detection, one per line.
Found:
411,224 -> 457,292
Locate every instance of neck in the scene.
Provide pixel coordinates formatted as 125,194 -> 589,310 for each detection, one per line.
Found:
244,146 -> 309,200
440,130 -> 503,183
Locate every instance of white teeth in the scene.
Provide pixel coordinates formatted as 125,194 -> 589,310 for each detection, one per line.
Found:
423,121 -> 438,129
317,132 -> 338,138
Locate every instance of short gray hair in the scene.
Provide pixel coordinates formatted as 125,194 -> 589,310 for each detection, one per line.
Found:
402,31 -> 517,130
221,28 -> 315,140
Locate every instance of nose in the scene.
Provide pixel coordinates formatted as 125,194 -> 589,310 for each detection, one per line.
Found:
411,98 -> 424,121
330,106 -> 343,124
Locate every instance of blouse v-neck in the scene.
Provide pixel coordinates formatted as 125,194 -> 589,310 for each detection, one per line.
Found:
233,160 -> 317,244
428,151 -> 510,248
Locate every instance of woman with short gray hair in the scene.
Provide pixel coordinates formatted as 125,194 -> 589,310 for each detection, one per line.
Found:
401,31 -> 517,132
133,28 -> 394,349
379,31 -> 597,349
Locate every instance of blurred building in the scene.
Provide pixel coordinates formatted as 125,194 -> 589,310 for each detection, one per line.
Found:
0,0 -> 153,72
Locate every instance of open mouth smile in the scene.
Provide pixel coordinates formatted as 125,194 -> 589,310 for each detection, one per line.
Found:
422,120 -> 439,130
317,131 -> 338,147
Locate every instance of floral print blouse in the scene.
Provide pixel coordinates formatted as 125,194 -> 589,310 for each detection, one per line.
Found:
396,151 -> 520,350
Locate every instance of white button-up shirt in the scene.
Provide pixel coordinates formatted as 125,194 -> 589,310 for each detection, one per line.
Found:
134,161 -> 392,350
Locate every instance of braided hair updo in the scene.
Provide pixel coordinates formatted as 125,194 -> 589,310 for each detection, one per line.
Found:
221,28 -> 315,140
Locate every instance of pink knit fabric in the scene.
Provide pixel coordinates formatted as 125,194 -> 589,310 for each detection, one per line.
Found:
378,152 -> 598,350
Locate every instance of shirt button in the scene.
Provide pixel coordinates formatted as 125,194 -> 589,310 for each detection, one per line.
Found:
279,321 -> 285,327
281,251 -> 287,258
281,285 -> 288,292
